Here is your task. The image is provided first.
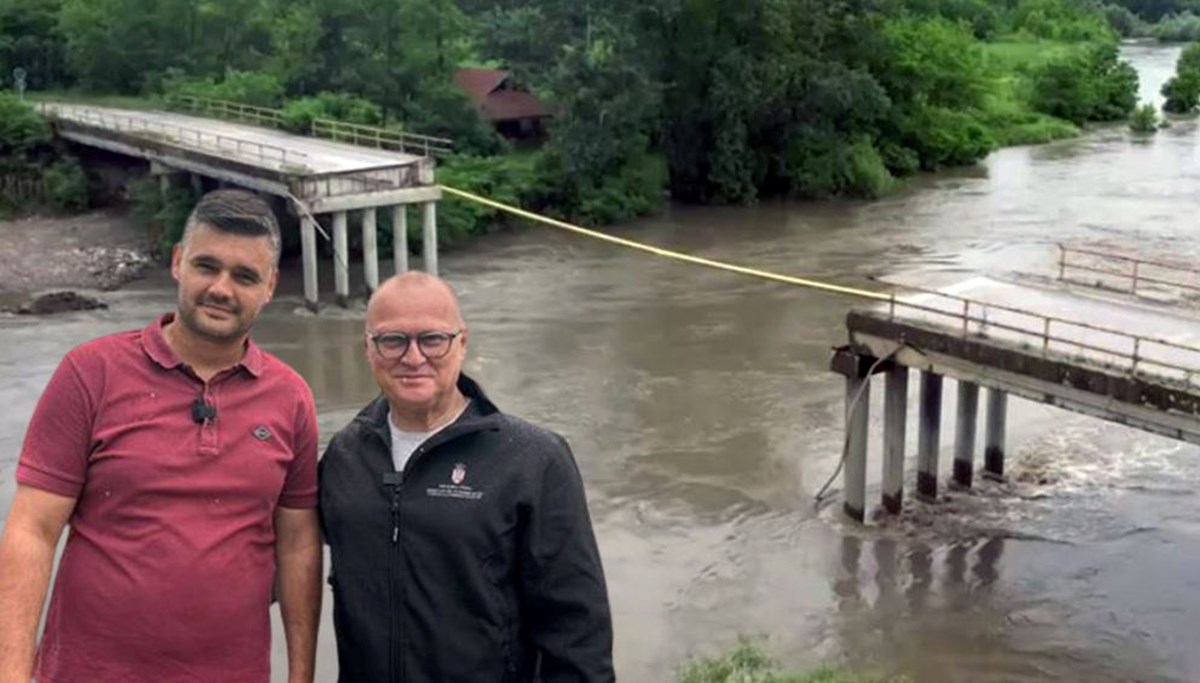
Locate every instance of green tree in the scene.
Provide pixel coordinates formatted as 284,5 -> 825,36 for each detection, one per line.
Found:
535,27 -> 663,222
1162,42 -> 1200,112
0,0 -> 68,90
1031,43 -> 1138,123
0,90 -> 49,169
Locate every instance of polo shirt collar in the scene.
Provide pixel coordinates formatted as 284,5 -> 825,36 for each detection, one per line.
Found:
141,312 -> 265,378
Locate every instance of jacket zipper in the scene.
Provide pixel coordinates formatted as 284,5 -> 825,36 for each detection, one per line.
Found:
389,474 -> 401,681
392,445 -> 424,682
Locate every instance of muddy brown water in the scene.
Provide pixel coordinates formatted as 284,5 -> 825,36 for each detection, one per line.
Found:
2,42 -> 1199,682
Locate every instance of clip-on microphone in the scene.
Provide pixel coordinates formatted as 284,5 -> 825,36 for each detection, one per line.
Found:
192,399 -> 217,424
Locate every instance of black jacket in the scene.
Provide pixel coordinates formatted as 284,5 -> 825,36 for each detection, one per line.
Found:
318,375 -> 614,683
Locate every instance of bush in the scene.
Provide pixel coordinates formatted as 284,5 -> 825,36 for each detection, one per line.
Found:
43,158 -> 89,211
1031,54 -> 1095,122
1102,4 -> 1143,37
435,152 -> 540,244
281,92 -> 383,134
902,106 -> 996,169
1030,43 -> 1138,123
0,92 -> 51,168
1153,12 -> 1200,42
776,132 -> 896,200
403,82 -> 505,157
0,92 -> 91,212
1007,0 -> 1116,42
129,177 -> 198,259
1162,43 -> 1200,113
164,70 -> 285,108
1163,70 -> 1200,111
1129,102 -> 1160,132
573,152 -> 668,225
677,639 -> 909,683
529,150 -> 667,227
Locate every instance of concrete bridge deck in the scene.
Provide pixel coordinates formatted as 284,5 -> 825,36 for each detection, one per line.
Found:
831,249 -> 1200,522
39,102 -> 425,172
38,102 -> 439,210
37,101 -> 445,309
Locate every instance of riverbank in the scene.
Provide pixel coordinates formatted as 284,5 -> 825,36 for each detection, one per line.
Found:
0,206 -> 155,313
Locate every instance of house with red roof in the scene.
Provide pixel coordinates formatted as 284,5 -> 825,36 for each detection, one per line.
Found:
453,68 -> 551,141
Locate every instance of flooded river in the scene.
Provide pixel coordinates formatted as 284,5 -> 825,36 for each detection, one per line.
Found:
2,42 -> 1199,682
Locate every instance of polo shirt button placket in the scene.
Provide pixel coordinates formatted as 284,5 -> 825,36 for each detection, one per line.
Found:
199,387 -> 219,457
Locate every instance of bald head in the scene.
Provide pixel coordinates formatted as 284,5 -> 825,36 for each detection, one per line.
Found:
366,272 -> 465,331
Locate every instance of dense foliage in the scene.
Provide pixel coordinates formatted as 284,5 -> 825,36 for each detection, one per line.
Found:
0,92 -> 86,211
1162,41 -> 1200,111
0,0 -> 1143,231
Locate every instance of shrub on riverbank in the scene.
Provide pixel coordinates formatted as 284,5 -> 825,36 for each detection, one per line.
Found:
1029,42 -> 1139,123
0,92 -> 89,212
676,640 -> 909,683
1162,42 -> 1200,112
128,178 -> 197,259
1152,12 -> 1200,41
1129,101 -> 1162,131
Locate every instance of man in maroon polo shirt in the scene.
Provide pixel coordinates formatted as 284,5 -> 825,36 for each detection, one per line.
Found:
0,189 -> 322,683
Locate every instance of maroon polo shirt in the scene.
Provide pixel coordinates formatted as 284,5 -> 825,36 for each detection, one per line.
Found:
16,313 -> 318,683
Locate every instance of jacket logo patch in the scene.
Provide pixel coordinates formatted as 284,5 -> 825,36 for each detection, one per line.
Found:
428,463 -> 483,501
253,426 -> 271,441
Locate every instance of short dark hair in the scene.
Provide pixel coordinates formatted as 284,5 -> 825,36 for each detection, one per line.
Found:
182,189 -> 282,264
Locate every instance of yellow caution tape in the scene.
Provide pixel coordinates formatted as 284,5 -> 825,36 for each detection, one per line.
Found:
439,185 -> 890,302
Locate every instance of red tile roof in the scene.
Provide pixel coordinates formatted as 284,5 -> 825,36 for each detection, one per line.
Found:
453,68 -> 509,103
480,89 -> 550,122
453,68 -> 551,122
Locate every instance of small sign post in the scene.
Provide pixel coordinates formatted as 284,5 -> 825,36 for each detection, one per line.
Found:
13,67 -> 27,102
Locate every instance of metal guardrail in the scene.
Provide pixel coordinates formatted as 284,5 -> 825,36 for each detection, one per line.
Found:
1058,243 -> 1200,298
311,118 -> 453,158
882,284 -> 1200,386
168,95 -> 453,157
37,102 -> 308,168
166,94 -> 285,129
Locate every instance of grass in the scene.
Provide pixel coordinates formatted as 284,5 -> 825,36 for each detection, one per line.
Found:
25,90 -> 166,111
979,38 -> 1083,75
676,640 -> 911,683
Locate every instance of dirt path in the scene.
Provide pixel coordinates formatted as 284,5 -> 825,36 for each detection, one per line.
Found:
0,207 -> 158,313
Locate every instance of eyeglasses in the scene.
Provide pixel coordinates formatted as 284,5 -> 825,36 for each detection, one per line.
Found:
368,330 -> 462,360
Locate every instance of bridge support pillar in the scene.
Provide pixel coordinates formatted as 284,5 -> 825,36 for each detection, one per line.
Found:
150,162 -> 178,196
882,365 -> 908,514
300,214 -> 319,313
984,388 -> 1007,480
333,211 -> 349,307
362,207 -> 379,295
917,371 -> 943,502
844,373 -> 871,523
954,380 -> 980,488
422,202 -> 438,276
392,205 -> 409,273
190,173 -> 204,196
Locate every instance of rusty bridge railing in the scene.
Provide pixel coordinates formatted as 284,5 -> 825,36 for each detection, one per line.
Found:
882,284 -> 1200,388
165,94 -> 286,129
1057,243 -> 1200,299
310,118 -> 453,158
37,102 -> 309,169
